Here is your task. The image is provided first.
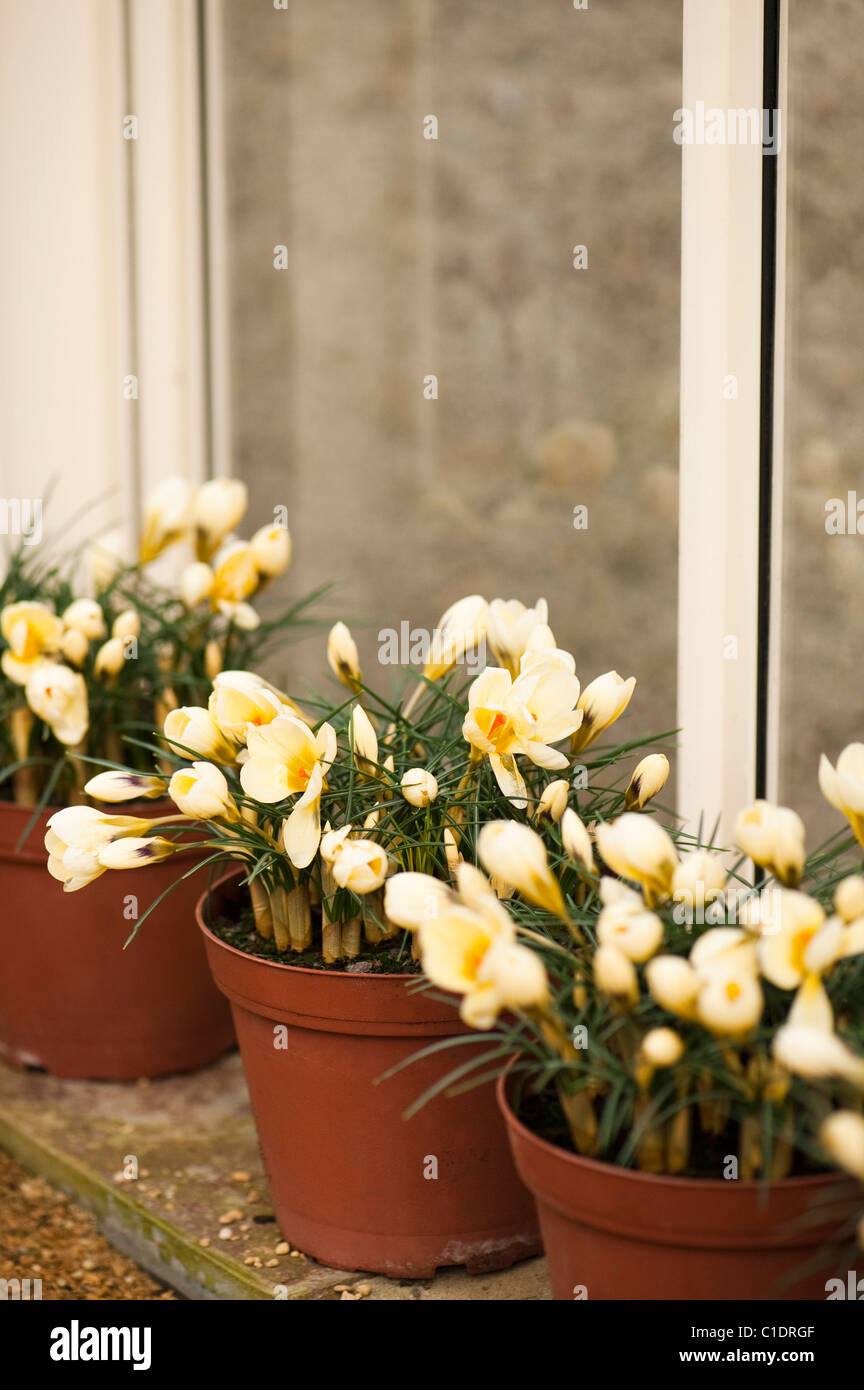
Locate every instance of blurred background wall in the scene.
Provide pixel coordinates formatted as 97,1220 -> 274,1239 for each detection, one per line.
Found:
221,0 -> 682,755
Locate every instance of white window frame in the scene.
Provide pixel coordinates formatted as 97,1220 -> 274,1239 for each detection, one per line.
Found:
677,0 -> 787,841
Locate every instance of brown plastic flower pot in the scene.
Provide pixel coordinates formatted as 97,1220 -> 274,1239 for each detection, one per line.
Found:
197,870 -> 541,1278
0,801 -> 235,1080
497,1066 -> 847,1301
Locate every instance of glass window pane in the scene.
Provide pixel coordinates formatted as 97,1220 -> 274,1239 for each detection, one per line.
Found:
221,0 -> 682,756
778,2 -> 864,837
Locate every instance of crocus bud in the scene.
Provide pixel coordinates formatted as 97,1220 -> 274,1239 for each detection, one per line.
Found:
423,594 -> 488,681
211,542 -> 259,604
139,476 -> 195,563
572,671 -> 636,753
596,882 -> 663,962
486,597 -> 549,677
819,1110 -> 864,1182
477,820 -> 567,920
112,609 -> 140,641
97,836 -> 177,870
734,801 -> 805,887
645,955 -> 700,1021
624,753 -> 670,811
164,706 -> 236,762
350,705 -> 378,773
560,807 -> 595,873
85,771 -> 167,803
595,813 -> 678,906
169,761 -> 239,821
180,561 -> 215,609
62,598 -> 107,641
194,477 -> 248,560
331,838 -> 389,894
594,944 -> 639,1010
60,627 -> 89,668
250,522 -> 291,577
671,850 -> 728,913
327,622 -> 363,692
819,744 -> 864,848
640,1027 -> 685,1069
834,875 -> 864,924
204,639 -> 223,681
534,778 -> 569,824
401,768 -> 439,808
93,637 -> 127,681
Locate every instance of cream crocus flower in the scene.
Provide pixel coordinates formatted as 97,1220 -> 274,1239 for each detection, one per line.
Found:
756,891 -> 830,990
1,600 -> 63,684
594,944 -> 639,1010
250,522 -> 291,577
463,649 -> 582,806
400,768 -> 439,808
85,770 -> 167,803
169,761 -> 240,821
25,663 -> 88,744
206,676 -> 285,746
45,806 -> 153,892
423,594 -> 488,681
560,807 -> 595,873
819,744 -> 864,848
211,541 -> 260,606
478,820 -> 567,920
330,837 -> 389,894
241,717 -> 336,869
486,597 -> 551,677
596,878 -> 663,962
671,850 -> 728,914
139,476 -> 194,563
534,778 -> 569,824
624,753 -> 670,811
571,671 -> 636,753
595,813 -> 678,906
695,958 -> 763,1038
734,801 -> 806,886
645,955 -> 700,1021
97,836 -> 177,870
327,622 -> 363,692
419,894 -> 546,1030
180,561 -> 216,609
384,871 -> 455,930
241,716 -> 336,802
193,477 -> 248,561
62,598 -> 106,641
349,705 -> 378,774
773,1023 -> 864,1087
164,706 -> 236,762
819,1111 -> 864,1182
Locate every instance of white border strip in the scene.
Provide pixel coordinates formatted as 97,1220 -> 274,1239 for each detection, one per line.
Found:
677,0 -> 767,843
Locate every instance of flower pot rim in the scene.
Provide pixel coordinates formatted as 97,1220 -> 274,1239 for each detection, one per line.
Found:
198,866 -> 424,985
496,1058 -> 835,1194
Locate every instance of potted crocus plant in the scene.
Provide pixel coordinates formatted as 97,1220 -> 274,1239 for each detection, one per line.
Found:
68,591 -> 654,1276
0,476 -> 307,1079
386,754 -> 864,1299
